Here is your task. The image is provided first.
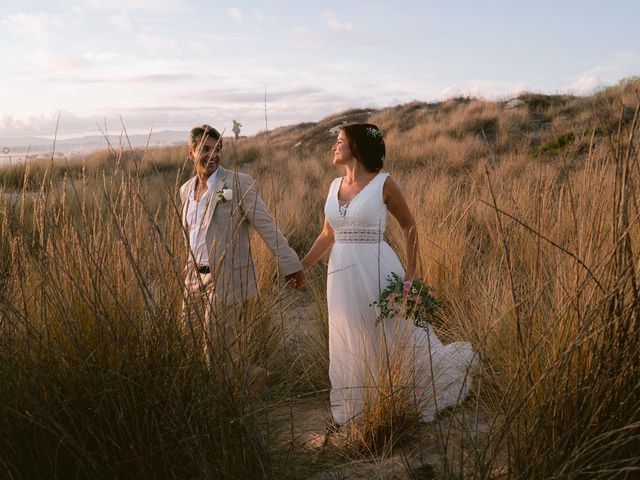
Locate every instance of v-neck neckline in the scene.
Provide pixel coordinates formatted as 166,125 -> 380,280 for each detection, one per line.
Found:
336,172 -> 382,207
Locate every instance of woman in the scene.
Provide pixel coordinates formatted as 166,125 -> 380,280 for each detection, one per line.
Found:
302,123 -> 476,425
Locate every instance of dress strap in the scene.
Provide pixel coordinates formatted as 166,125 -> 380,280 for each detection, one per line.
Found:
375,172 -> 389,199
329,177 -> 342,197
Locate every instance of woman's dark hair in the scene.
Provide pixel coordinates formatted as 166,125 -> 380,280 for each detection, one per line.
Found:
340,123 -> 385,172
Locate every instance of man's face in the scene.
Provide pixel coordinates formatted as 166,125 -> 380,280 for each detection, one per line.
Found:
190,135 -> 222,177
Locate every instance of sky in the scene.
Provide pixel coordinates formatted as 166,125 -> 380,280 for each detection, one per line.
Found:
1,0 -> 639,140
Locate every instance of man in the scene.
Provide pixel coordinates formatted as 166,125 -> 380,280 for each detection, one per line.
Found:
179,124 -> 304,391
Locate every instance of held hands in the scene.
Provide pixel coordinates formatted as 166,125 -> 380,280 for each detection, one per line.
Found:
285,270 -> 305,289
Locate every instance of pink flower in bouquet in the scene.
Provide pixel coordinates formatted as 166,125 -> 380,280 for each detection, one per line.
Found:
372,272 -> 442,327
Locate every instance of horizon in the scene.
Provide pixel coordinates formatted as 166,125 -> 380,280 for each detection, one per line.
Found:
1,0 -> 639,141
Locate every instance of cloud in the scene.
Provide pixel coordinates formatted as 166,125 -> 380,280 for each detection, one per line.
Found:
252,10 -> 264,22
579,51 -> 640,81
110,12 -> 133,31
188,41 -> 209,54
82,51 -> 128,63
3,8 -> 86,45
4,13 -> 50,43
511,81 -> 529,96
0,77 -> 344,137
321,11 -> 353,32
439,80 -> 530,100
565,75 -> 603,96
137,33 -> 179,51
1,109 -> 220,140
66,73 -> 197,85
0,82 -> 383,140
290,27 -> 318,49
27,49 -> 91,72
79,0 -> 180,12
0,111 -> 88,138
195,33 -> 236,42
363,3 -> 389,13
168,86 -> 322,105
440,85 -> 460,98
228,7 -> 243,23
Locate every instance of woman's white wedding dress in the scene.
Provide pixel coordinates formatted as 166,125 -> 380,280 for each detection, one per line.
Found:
325,172 -> 476,424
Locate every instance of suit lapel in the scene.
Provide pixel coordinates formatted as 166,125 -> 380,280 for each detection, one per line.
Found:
203,166 -> 228,230
181,176 -> 197,230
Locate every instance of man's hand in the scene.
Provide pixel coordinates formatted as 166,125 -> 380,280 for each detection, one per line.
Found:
285,270 -> 305,289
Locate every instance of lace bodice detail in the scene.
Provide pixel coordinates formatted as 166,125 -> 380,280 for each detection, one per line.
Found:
325,173 -> 388,243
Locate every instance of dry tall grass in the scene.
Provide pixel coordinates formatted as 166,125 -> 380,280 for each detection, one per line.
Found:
0,155 -> 278,478
1,79 -> 639,478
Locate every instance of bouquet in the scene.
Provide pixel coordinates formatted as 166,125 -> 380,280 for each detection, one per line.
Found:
371,272 -> 443,329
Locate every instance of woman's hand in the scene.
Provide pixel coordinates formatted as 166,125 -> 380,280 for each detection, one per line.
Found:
384,176 -> 420,284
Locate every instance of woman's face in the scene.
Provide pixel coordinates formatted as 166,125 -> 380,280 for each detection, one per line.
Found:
332,130 -> 354,165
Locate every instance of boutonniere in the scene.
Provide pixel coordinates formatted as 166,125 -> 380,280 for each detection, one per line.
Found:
216,183 -> 232,203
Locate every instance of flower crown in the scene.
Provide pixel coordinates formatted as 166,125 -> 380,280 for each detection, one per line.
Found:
366,127 -> 383,140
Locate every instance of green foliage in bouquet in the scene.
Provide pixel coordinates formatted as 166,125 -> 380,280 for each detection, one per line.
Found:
371,272 -> 443,329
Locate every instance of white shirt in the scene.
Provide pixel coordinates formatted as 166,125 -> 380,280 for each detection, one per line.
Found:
186,169 -> 219,266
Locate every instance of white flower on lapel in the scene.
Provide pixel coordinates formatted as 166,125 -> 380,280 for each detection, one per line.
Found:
217,187 -> 232,203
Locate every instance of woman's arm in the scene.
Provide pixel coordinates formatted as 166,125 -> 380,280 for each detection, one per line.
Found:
301,218 -> 335,270
383,176 -> 419,281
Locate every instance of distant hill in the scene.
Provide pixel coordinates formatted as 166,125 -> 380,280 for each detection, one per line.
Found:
0,130 -> 188,155
248,77 -> 640,161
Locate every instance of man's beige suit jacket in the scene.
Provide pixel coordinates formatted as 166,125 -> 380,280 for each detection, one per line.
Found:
179,166 -> 302,304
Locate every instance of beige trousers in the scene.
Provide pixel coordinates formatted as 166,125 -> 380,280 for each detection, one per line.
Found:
181,269 -> 269,395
